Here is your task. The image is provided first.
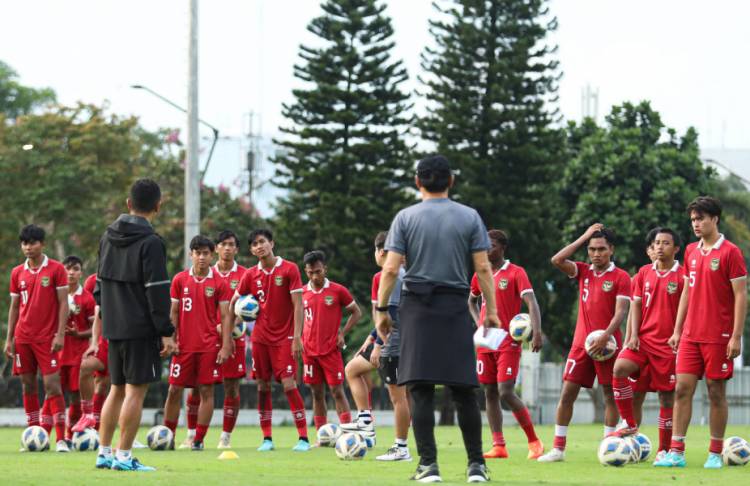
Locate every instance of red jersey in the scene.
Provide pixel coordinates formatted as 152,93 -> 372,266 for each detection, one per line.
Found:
212,261 -> 247,326
236,256 -> 304,345
83,273 -> 97,295
170,267 -> 232,352
302,279 -> 355,356
10,255 -> 68,344
571,262 -> 632,348
371,271 -> 382,304
470,261 -> 534,355
61,285 -> 96,365
633,261 -> 685,356
682,235 -> 747,344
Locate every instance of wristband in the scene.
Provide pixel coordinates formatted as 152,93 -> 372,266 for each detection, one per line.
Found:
375,337 -> 384,346
375,305 -> 389,312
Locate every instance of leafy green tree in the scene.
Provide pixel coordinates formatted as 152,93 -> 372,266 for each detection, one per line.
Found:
0,61 -> 56,118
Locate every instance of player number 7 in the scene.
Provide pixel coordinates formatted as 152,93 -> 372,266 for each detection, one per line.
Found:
565,359 -> 576,375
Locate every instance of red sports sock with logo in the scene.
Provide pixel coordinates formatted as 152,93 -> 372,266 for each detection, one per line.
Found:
195,423 -> 209,443
223,396 -> 240,433
657,407 -> 673,452
66,402 -> 82,439
338,411 -> 352,425
670,435 -> 686,454
285,389 -> 308,440
709,437 -> 723,455
187,392 -> 201,430
40,399 -> 53,433
48,394 -> 67,442
164,419 -> 178,434
80,399 -> 93,416
313,415 -> 327,430
259,390 -> 273,439
492,431 -> 506,446
23,393 -> 40,426
513,407 -> 539,442
92,393 -> 106,429
612,376 -> 636,428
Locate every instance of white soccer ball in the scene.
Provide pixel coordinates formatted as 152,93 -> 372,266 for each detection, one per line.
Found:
597,436 -> 631,467
335,432 -> 367,460
72,428 -> 99,452
21,425 -> 49,452
624,436 -> 641,463
634,433 -> 651,462
361,431 -> 376,448
235,294 -> 260,322
509,313 -> 532,342
722,436 -> 750,466
584,330 -> 618,361
232,320 -> 247,339
316,423 -> 341,447
146,425 -> 174,451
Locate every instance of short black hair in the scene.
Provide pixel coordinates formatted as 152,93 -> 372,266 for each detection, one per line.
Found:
374,231 -> 388,250
645,227 -> 659,246
248,228 -> 273,246
653,227 -> 682,248
416,154 -> 452,193
216,230 -> 240,247
303,250 -> 326,266
687,196 -> 722,223
19,224 -> 45,243
488,229 -> 509,249
588,228 -> 616,247
63,255 -> 83,268
130,179 -> 161,213
190,235 -> 215,252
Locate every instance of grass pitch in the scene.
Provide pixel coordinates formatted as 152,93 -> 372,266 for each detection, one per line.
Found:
2,423 -> 750,484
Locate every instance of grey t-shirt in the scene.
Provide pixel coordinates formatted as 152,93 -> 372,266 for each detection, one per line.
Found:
385,198 -> 490,289
382,267 -> 405,358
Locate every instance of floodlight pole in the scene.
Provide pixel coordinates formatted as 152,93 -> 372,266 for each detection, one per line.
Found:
186,0 -> 200,267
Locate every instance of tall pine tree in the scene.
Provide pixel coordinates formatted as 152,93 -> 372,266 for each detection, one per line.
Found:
419,0 -> 563,335
273,0 -> 413,304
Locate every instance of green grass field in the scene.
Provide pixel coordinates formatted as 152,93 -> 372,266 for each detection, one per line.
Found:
2,424 -> 750,485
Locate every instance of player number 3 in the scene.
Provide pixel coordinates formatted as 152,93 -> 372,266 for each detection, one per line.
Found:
182,297 -> 192,312
170,363 -> 181,378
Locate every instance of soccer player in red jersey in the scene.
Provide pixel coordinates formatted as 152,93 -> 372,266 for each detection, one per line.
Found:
230,228 -> 310,452
163,235 -> 233,450
59,256 -> 95,441
611,228 -> 683,460
656,197 -> 747,469
4,225 -> 70,451
469,230 -> 544,460
301,251 -> 362,436
539,224 -> 631,462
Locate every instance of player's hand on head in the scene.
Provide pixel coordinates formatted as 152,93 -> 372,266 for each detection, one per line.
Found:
585,223 -> 604,237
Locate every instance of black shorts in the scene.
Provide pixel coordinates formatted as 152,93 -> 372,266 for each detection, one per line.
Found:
359,343 -> 374,362
378,355 -> 400,385
108,338 -> 162,386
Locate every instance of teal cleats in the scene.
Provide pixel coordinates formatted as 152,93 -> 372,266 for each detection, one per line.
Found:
704,453 -> 723,469
292,439 -> 311,452
95,454 -> 113,469
257,439 -> 275,452
111,457 -> 155,471
653,451 -> 686,468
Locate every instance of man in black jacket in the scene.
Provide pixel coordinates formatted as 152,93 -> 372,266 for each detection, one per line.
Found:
95,179 -> 177,472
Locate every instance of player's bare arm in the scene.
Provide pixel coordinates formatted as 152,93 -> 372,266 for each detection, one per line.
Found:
551,223 -> 604,277
4,294 -> 19,359
727,277 -> 747,359
52,287 -> 69,352
522,292 -> 543,352
590,297 -> 628,355
376,250 -> 402,337
468,294 -> 481,325
291,291 -> 304,359
627,298 -> 642,351
162,300 -> 180,358
217,301 -> 233,364
668,280 -> 690,351
83,306 -> 101,357
473,250 -> 500,329
340,301 -> 362,348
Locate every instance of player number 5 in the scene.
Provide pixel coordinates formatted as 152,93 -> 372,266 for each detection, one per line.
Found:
689,271 -> 696,287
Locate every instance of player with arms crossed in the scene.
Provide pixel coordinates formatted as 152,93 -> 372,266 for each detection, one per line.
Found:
539,224 -> 631,462
655,197 -> 747,468
5,225 -> 70,451
301,251 -> 362,436
163,235 -> 233,450
469,230 -> 544,460
611,228 -> 683,462
230,229 -> 310,452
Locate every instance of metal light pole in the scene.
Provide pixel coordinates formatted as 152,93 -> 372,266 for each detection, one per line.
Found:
185,0 -> 200,267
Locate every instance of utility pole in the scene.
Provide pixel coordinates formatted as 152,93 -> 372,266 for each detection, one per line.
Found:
185,0 -> 200,266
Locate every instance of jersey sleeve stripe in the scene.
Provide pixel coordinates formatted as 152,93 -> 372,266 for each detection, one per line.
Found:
290,288 -> 303,294
9,292 -> 19,296
170,298 -> 179,303
55,285 -> 68,290
520,289 -> 534,297
730,275 -> 748,282
616,295 -> 631,301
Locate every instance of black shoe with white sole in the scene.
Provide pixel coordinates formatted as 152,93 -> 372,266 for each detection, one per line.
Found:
410,463 -> 442,483
467,462 -> 489,483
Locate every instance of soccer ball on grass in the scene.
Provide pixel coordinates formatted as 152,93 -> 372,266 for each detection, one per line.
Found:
316,423 -> 341,447
722,436 -> 750,466
597,436 -> 631,467
146,425 -> 174,451
335,432 -> 367,460
21,426 -> 49,452
72,428 -> 99,451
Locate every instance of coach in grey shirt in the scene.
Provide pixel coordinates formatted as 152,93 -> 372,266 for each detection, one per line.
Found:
376,155 -> 500,483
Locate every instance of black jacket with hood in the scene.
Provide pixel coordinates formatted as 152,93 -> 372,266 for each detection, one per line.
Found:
95,214 -> 174,340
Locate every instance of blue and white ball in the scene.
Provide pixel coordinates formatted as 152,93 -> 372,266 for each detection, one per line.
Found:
722,436 -> 750,466
21,426 -> 49,452
72,428 -> 99,451
235,295 -> 260,322
316,423 -> 341,447
597,436 -> 631,467
232,320 -> 247,339
335,432 -> 367,460
634,433 -> 651,462
146,425 -> 174,451
585,330 -> 618,361
509,313 -> 532,342
624,436 -> 641,463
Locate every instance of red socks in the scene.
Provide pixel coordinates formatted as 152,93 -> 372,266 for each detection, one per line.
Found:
92,392 -> 106,429
285,388 -> 308,440
81,399 -> 93,416
492,431 -> 506,447
259,390 -> 273,439
187,392 -> 201,430
23,393 -> 40,426
195,424 -> 209,443
223,396 -> 240,434
40,399 -> 53,434
657,407 -> 673,452
313,415 -> 327,430
670,435 -> 686,454
710,437 -> 723,455
338,411 -> 352,425
513,407 -> 539,442
66,402 -> 82,439
553,435 -> 566,451
612,376 -> 636,428
48,394 -> 67,442
164,419 -> 178,434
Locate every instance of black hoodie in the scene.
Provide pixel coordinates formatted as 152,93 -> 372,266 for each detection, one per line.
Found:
95,214 -> 174,340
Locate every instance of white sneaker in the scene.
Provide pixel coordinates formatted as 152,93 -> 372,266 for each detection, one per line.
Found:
132,439 -> 147,449
653,450 -> 667,464
178,436 -> 194,450
537,448 -> 565,462
56,440 -> 70,453
376,445 -> 412,461
340,420 -> 375,434
217,434 -> 232,449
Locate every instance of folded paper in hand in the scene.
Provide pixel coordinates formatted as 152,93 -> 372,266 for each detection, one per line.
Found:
473,326 -> 507,351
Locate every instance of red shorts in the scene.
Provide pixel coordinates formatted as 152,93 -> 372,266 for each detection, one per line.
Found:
618,343 -> 676,392
169,351 -> 222,387
676,339 -> 733,380
251,340 -> 296,383
221,337 -> 247,380
12,341 -> 60,376
563,346 -> 615,388
93,337 -> 109,378
476,341 -> 523,384
303,350 -> 345,386
60,364 -> 81,392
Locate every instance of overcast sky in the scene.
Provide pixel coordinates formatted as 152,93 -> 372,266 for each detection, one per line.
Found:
2,0 -> 748,209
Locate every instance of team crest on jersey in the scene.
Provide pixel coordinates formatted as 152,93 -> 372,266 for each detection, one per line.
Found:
324,295 -> 334,306
70,304 -> 80,315
256,279 -> 262,287
602,280 -> 614,292
498,278 -> 509,290
230,279 -> 239,289
41,277 -> 50,287
205,287 -> 215,297
667,281 -> 678,294
184,287 -> 189,294
710,258 -> 720,271
274,276 -> 283,286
